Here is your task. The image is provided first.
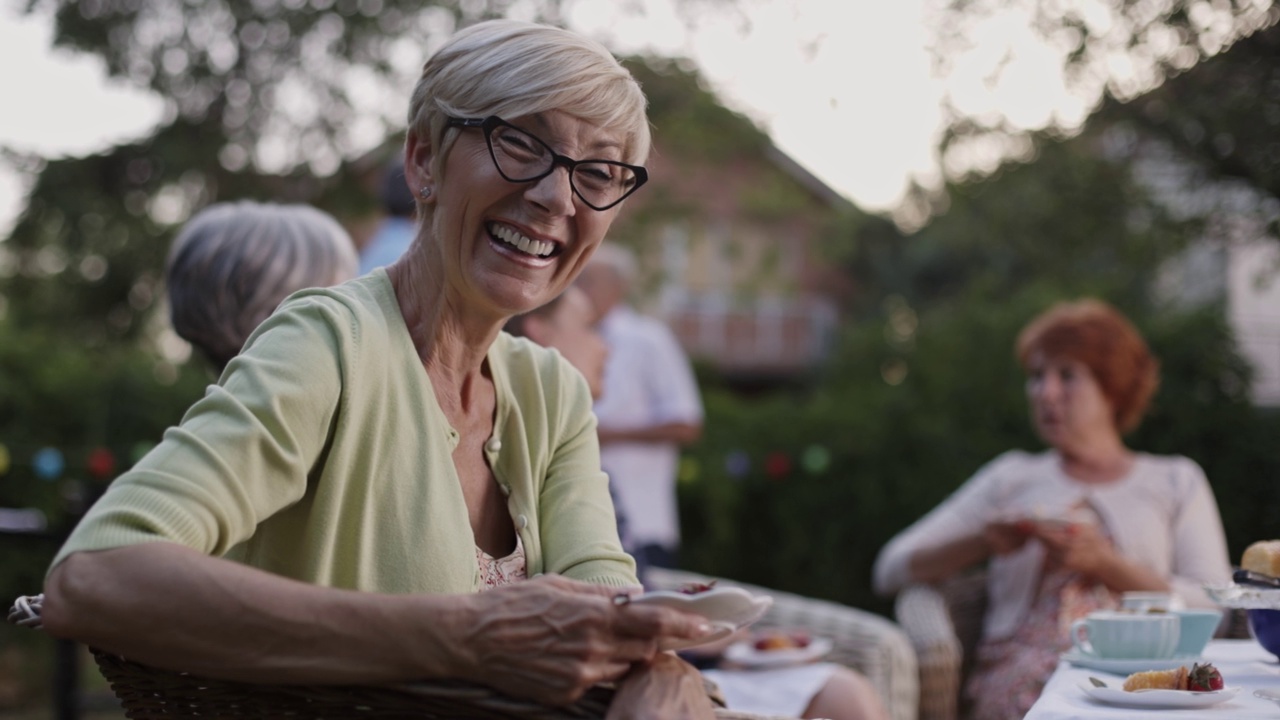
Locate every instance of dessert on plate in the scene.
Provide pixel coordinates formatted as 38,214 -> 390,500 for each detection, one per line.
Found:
752,630 -> 812,652
1121,662 -> 1224,692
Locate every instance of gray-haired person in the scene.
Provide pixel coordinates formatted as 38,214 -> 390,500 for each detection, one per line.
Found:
165,201 -> 359,371
43,18 -> 716,719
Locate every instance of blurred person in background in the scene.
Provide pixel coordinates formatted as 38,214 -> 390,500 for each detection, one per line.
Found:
507,288 -> 888,720
504,286 -> 607,400
40,20 -> 719,719
577,243 -> 703,576
165,200 -> 359,373
872,298 -> 1231,720
358,155 -> 417,275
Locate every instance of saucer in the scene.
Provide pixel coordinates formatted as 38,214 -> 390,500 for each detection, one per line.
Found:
628,587 -> 773,651
1061,651 -> 1202,675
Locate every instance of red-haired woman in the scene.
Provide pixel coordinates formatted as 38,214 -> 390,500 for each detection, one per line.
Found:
872,299 -> 1231,720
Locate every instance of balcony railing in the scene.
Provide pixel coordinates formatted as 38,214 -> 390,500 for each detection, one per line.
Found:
664,296 -> 837,375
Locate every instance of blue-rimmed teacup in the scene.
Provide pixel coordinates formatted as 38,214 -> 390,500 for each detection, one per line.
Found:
1070,610 -> 1180,659
1172,608 -> 1222,657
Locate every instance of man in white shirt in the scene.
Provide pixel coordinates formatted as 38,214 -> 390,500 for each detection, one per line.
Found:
577,244 -> 704,574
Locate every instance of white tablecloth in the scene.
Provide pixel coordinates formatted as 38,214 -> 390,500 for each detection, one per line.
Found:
1025,639 -> 1280,719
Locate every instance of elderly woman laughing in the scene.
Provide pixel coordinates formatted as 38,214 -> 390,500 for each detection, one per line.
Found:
41,20 -> 716,720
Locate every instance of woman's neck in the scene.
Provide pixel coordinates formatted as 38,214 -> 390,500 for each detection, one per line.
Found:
1056,435 -> 1133,484
385,242 -> 500,406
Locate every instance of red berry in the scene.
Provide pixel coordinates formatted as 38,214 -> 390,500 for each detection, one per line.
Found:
1187,663 -> 1224,691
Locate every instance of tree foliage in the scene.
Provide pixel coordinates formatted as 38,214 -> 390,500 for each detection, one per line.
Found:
1094,18 -> 1280,208
916,0 -> 1280,224
928,0 -> 1276,126
840,126 -> 1201,317
33,0 -> 566,174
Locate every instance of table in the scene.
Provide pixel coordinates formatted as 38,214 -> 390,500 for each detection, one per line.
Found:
1025,639 -> 1280,719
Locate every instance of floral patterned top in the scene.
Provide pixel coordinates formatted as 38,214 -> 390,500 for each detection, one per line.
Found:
477,534 -> 528,590
964,505 -> 1119,720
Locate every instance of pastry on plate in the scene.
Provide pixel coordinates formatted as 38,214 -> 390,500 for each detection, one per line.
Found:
1122,663 -> 1224,692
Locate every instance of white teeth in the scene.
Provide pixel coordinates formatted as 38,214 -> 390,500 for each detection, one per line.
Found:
490,223 -> 554,258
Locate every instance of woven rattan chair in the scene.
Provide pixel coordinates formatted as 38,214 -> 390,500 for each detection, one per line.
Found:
892,573 -> 988,720
645,568 -> 920,720
9,594 -> 793,720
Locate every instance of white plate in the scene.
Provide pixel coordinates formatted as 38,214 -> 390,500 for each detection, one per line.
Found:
1205,583 -> 1280,609
723,637 -> 833,668
628,587 -> 773,651
1077,682 -> 1240,709
1061,651 -> 1202,675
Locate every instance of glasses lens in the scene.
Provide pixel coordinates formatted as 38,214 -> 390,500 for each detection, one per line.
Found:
489,124 -> 552,181
572,163 -> 639,209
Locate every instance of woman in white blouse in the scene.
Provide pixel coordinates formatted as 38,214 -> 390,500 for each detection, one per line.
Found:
872,298 -> 1231,720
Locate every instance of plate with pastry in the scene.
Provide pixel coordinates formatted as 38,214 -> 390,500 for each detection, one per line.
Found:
623,581 -> 773,651
1078,662 -> 1240,709
1078,683 -> 1241,709
723,629 -> 833,668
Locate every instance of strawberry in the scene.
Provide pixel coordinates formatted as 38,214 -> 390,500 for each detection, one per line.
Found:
753,634 -> 791,651
1186,663 -> 1224,692
678,580 -> 717,595
788,630 -> 812,648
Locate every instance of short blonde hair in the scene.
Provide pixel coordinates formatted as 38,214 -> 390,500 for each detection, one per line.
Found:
407,20 -> 650,188
166,201 -> 358,370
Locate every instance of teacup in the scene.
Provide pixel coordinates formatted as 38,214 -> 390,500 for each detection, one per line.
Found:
1070,611 -> 1180,659
1173,608 -> 1223,657
1120,591 -> 1177,613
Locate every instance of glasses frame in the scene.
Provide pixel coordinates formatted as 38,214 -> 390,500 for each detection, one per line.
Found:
446,116 -> 648,211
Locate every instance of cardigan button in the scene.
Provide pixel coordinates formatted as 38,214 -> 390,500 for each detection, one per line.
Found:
517,514 -> 528,529
485,437 -> 502,453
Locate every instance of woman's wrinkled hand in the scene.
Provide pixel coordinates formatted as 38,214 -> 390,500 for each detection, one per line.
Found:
1033,521 -> 1116,576
984,520 -> 1033,556
606,652 -> 716,720
452,575 -> 711,706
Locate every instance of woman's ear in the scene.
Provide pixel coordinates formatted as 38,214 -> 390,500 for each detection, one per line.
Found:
404,129 -> 436,201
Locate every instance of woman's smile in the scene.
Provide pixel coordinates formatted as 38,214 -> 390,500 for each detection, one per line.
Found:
487,221 -> 561,260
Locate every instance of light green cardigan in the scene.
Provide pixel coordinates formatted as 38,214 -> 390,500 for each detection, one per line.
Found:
53,271 -> 638,592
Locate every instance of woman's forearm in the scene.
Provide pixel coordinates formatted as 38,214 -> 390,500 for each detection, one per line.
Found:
906,532 -> 992,585
42,544 -> 711,706
42,543 -> 466,684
